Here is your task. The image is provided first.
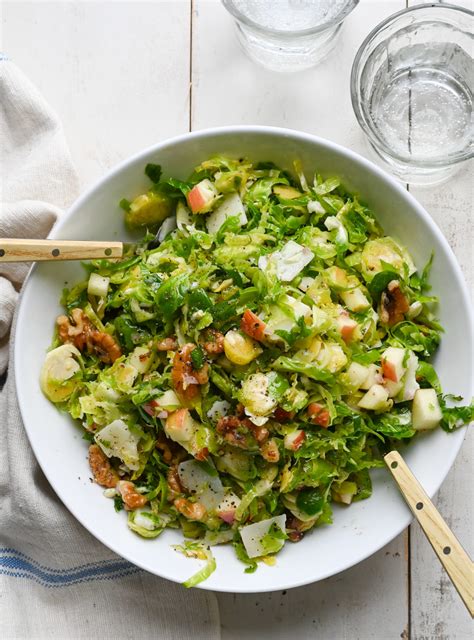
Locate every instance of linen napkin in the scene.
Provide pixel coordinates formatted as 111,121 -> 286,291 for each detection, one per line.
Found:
0,59 -> 221,640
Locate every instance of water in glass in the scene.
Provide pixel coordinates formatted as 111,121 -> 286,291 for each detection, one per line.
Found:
369,45 -> 472,162
223,0 -> 358,72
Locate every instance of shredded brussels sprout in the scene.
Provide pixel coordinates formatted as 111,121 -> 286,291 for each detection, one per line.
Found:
174,541 -> 217,588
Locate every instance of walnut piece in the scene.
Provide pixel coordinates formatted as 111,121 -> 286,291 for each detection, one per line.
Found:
88,444 -> 119,488
116,480 -> 147,510
173,497 -> 207,521
57,308 -> 121,363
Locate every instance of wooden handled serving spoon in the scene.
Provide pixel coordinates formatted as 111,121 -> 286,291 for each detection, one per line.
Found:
0,239 -> 123,262
385,451 -> 473,617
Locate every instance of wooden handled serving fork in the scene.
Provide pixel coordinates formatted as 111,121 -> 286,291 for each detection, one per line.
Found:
0,239 -> 123,262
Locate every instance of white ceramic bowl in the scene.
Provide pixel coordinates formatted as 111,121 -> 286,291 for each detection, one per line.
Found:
15,126 -> 473,593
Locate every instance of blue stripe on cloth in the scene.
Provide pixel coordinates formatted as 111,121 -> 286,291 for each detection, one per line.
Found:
1,548 -> 133,575
0,548 -> 141,587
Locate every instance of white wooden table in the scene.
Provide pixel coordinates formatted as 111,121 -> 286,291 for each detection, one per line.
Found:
3,1 -> 472,638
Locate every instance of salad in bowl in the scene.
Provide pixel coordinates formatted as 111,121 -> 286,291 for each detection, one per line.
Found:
40,155 -> 473,586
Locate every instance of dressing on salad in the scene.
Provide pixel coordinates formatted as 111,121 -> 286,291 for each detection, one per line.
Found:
41,156 -> 473,586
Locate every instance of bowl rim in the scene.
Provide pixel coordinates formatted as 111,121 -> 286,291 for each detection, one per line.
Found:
14,125 -> 472,592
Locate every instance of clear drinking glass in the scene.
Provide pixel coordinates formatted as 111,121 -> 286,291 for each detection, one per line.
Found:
222,0 -> 359,72
351,4 -> 473,185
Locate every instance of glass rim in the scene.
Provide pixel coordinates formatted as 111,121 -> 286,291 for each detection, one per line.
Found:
350,2 -> 474,168
221,0 -> 359,37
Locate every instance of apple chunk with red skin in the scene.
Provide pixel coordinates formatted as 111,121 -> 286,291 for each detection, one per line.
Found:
187,179 -> 218,214
385,351 -> 420,400
164,408 -> 213,460
381,347 -> 406,383
307,403 -> 331,427
337,315 -> 359,343
165,408 -> 197,444
284,429 -> 306,451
